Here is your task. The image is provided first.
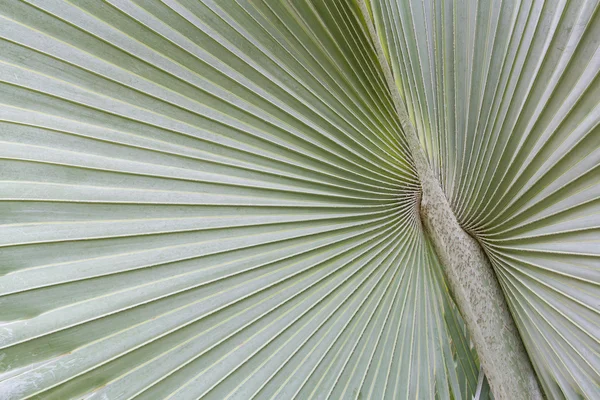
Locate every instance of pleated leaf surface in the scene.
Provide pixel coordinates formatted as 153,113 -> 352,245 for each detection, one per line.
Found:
372,0 -> 600,397
0,0 -> 482,399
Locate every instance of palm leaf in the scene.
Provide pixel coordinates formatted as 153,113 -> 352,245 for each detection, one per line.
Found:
0,0 -> 482,398
372,0 -> 600,397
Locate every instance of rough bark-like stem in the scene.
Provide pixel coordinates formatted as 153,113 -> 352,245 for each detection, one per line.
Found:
357,2 -> 543,398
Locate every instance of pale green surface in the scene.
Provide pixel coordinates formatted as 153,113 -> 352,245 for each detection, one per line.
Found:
372,0 -> 600,398
0,0 -> 480,399
0,0 -> 597,399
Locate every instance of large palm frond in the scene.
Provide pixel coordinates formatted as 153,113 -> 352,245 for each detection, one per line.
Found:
0,0 -> 598,399
372,0 -> 600,397
0,1 -> 481,398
